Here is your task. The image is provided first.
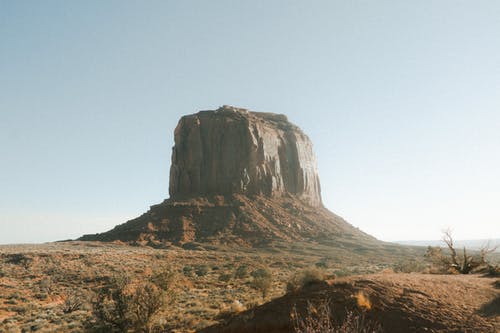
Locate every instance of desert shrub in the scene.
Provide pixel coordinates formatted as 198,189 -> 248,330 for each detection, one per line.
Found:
424,246 -> 449,273
250,267 -> 271,279
39,276 -> 53,294
392,258 -> 426,273
91,275 -> 132,332
149,266 -> 176,292
4,253 -> 32,268
183,265 -> 194,277
62,291 -> 83,314
223,262 -> 235,269
35,292 -> 48,300
90,275 -> 166,333
245,298 -> 260,310
250,268 -> 272,300
194,264 -> 210,277
484,264 -> 500,277
315,258 -> 330,269
218,272 -> 233,282
291,300 -> 382,333
130,283 -> 164,333
291,300 -> 334,332
286,268 -> 325,293
235,264 -> 249,279
332,268 -> 354,278
335,310 -> 382,333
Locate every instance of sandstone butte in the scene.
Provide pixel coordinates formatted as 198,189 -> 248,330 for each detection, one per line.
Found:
80,105 -> 376,247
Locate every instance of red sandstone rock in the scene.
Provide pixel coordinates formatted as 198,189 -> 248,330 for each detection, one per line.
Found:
169,106 -> 322,207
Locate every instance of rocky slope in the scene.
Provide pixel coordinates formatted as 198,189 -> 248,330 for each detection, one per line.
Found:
80,106 -> 372,246
80,194 -> 375,246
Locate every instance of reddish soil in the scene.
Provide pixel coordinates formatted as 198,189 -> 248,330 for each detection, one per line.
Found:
199,273 -> 500,333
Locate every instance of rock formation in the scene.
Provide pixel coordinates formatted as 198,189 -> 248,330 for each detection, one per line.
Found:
80,106 -> 375,247
169,106 -> 322,207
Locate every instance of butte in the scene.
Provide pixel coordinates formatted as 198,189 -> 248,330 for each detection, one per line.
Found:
80,105 -> 376,247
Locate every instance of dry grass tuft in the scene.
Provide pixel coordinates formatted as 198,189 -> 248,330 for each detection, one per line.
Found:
291,299 -> 381,333
355,292 -> 371,311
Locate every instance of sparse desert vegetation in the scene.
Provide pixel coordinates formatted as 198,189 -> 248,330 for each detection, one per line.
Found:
4,0 -> 500,331
0,241 -> 498,332
201,273 -> 500,333
291,299 -> 382,333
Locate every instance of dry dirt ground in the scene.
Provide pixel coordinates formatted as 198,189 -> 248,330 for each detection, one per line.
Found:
201,274 -> 500,333
0,242 -> 497,332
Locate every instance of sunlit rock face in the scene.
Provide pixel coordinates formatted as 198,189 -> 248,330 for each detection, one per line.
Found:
169,105 -> 322,207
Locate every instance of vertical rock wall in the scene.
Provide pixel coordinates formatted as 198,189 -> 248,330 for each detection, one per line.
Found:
169,106 -> 322,207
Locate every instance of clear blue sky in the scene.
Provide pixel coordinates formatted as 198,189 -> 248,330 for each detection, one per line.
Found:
1,1 -> 499,244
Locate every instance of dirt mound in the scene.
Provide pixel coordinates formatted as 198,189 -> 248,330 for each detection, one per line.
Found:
199,273 -> 500,333
80,194 -> 376,247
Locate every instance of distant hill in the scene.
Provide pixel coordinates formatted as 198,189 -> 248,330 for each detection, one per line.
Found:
396,239 -> 500,252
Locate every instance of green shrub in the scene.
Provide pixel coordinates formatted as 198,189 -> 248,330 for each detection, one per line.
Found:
286,268 -> 325,293
251,268 -> 271,279
195,264 -> 210,277
250,267 -> 272,300
218,273 -> 233,282
183,265 -> 194,277
235,264 -> 249,279
393,259 -> 426,273
90,275 -> 165,333
130,283 -> 164,333
315,258 -> 329,269
4,254 -> 33,268
149,266 -> 176,292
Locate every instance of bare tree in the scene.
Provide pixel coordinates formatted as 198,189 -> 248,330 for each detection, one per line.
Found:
440,229 -> 497,274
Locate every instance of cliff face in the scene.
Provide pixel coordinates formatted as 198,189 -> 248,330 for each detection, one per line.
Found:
169,106 -> 322,207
